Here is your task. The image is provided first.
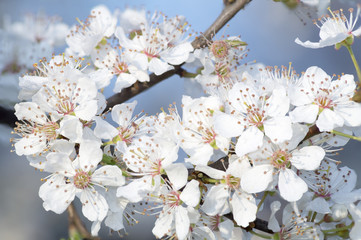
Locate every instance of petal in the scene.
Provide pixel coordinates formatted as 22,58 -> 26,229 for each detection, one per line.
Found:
80,189 -> 108,221
278,169 -> 308,202
74,100 -> 98,121
180,180 -> 200,207
149,58 -> 174,75
105,211 -> 125,231
264,116 -> 292,143
92,165 -> 125,186
268,201 -> 281,232
59,116 -> 83,143
241,165 -> 274,193
213,113 -> 244,138
266,87 -> 290,117
94,116 -> 118,140
152,209 -> 174,238
78,140 -> 103,171
175,207 -> 190,240
289,104 -> 319,124
291,146 -> 325,170
163,163 -> 188,190
316,108 -> 344,132
116,176 -> 153,202
334,102 -> 361,127
235,126 -> 264,157
39,174 -> 76,214
309,198 -> 331,214
201,185 -> 229,216
160,42 -> 193,65
111,101 -> 137,127
230,191 -> 257,227
45,152 -> 75,176
195,165 -> 225,179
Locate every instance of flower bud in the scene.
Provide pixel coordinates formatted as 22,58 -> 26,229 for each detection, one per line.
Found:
331,204 -> 348,221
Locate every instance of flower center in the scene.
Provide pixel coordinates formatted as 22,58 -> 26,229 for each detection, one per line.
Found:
210,40 -> 229,59
113,61 -> 128,75
315,96 -> 334,110
73,170 -> 92,189
223,174 -> 240,189
270,150 -> 291,169
35,121 -> 59,141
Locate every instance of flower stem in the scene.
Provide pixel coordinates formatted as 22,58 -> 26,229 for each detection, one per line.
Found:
249,230 -> 272,239
330,130 -> 361,142
346,45 -> 361,82
201,176 -> 220,184
322,222 -> 354,234
257,191 -> 269,212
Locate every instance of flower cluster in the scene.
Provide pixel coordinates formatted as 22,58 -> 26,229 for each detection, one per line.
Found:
10,3 -> 361,240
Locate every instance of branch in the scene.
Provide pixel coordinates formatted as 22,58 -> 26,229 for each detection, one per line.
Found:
67,203 -> 99,240
0,105 -> 16,128
105,0 -> 252,110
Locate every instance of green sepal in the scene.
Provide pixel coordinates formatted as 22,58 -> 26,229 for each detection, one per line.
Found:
101,154 -> 117,165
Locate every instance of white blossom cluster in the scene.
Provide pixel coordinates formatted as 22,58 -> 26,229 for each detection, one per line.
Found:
0,12 -> 69,108
10,3 -> 361,240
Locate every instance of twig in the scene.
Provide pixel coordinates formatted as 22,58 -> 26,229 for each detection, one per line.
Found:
0,106 -> 16,128
105,0 -> 252,110
68,203 -> 99,240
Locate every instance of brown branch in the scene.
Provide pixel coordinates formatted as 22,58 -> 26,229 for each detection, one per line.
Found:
0,106 -> 16,128
105,0 -> 252,111
67,203 -> 99,240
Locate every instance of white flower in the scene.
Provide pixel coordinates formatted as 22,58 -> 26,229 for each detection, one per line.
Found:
295,6 -> 361,48
39,140 -> 125,227
116,136 -> 185,202
152,180 -> 200,240
91,42 -> 149,92
94,100 -> 152,153
7,12 -> 68,47
289,66 -> 361,131
241,123 -> 325,202
299,159 -> 357,211
215,82 -> 292,157
12,102 -> 60,156
180,95 -> 230,166
31,76 -> 99,122
115,13 -> 193,75
118,8 -> 147,34
196,158 -> 257,227
66,5 -> 117,57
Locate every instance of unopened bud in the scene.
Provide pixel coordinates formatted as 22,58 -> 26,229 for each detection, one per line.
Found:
331,204 -> 348,221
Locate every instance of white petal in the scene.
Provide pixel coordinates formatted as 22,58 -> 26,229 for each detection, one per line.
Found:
175,206 -> 190,240
105,211 -> 125,231
235,126 -> 264,156
116,177 -> 153,202
39,174 -> 76,214
316,108 -> 344,132
201,185 -> 229,216
160,42 -> 193,65
266,87 -> 290,117
152,210 -> 174,238
309,198 -> 331,214
264,116 -> 292,143
45,152 -> 75,176
180,180 -> 200,207
278,169 -> 308,202
334,102 -> 361,127
289,104 -> 319,124
230,191 -> 257,227
78,140 -> 103,171
111,101 -> 137,127
213,113 -> 244,138
241,165 -> 274,193
291,146 -> 325,170
94,116 -> 118,140
80,189 -> 108,221
92,165 -> 125,186
74,100 -> 98,121
163,163 -> 188,190
149,58 -> 174,75
59,116 -> 83,143
195,165 -> 225,179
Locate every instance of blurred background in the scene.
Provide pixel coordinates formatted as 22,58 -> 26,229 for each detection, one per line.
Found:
0,0 -> 360,239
